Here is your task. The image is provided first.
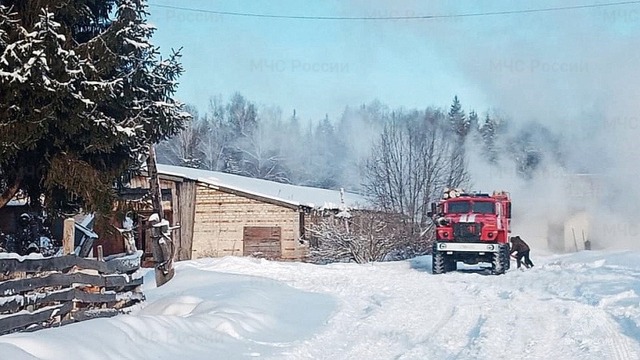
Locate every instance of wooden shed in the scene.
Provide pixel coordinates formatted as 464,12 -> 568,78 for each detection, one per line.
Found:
106,164 -> 367,262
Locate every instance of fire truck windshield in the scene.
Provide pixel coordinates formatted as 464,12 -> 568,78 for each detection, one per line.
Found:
447,201 -> 470,213
446,201 -> 495,214
472,201 -> 495,214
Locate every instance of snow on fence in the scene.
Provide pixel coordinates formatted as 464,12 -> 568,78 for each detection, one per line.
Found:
0,249 -> 144,335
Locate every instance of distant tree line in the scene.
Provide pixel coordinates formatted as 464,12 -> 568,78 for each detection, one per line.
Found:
158,93 -> 564,205
156,93 -> 348,189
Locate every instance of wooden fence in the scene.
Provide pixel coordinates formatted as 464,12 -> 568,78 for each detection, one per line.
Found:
0,249 -> 144,335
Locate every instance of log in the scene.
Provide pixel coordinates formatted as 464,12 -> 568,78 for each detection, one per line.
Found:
0,302 -> 73,335
0,251 -> 142,275
0,272 -> 143,296
0,288 -> 143,314
71,308 -> 119,322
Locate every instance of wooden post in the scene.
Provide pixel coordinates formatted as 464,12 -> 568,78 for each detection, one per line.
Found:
147,146 -> 163,222
63,218 -> 75,255
97,245 -> 104,262
146,145 -> 175,286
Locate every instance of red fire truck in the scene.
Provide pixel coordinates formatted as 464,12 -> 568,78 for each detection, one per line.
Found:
429,188 -> 512,274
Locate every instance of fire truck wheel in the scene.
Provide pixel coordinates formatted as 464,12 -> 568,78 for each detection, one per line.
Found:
432,242 -> 449,274
492,244 -> 509,275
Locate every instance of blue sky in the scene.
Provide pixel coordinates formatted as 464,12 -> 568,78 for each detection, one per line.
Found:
146,0 -> 640,127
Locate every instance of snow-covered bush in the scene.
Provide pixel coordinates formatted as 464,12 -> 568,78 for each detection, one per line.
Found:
307,211 -> 427,264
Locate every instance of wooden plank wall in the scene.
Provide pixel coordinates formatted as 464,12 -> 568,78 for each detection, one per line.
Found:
127,177 -> 175,211
192,185 -> 305,260
176,180 -> 196,261
243,226 -> 282,258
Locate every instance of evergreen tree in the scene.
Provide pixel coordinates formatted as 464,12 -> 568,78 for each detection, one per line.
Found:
448,95 -> 469,138
282,109 -> 305,183
468,110 -> 480,140
480,113 -> 498,164
308,114 -> 344,189
0,1 -> 189,213
446,96 -> 469,186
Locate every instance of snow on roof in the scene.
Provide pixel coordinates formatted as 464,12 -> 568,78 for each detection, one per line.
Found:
156,164 -> 370,210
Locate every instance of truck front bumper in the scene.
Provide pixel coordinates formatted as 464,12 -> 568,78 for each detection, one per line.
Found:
435,242 -> 499,253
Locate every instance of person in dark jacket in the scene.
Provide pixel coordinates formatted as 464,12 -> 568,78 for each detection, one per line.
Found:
509,236 -> 534,269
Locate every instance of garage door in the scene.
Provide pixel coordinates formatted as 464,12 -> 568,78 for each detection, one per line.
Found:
243,226 -> 281,259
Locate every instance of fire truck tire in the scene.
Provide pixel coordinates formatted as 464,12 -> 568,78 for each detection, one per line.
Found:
492,244 -> 509,275
432,250 -> 446,274
503,244 -> 511,270
432,243 -> 451,274
432,243 -> 456,274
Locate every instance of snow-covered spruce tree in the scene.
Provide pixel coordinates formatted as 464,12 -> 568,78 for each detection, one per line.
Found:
305,114 -> 346,189
448,95 -> 469,138
0,1 -> 189,214
480,113 -> 499,164
446,95 -> 470,187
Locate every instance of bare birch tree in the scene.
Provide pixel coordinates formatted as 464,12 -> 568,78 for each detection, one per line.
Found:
238,106 -> 290,183
363,108 -> 468,241
157,105 -> 204,168
197,96 -> 230,171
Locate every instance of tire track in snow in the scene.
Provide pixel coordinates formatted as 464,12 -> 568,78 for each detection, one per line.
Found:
561,299 -> 637,360
599,311 -> 637,360
196,255 -> 640,359
497,264 -> 640,360
394,279 -> 502,359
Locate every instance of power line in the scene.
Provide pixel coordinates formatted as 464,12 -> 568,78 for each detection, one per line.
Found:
149,1 -> 640,21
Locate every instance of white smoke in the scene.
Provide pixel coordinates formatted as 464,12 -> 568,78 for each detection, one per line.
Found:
339,1 -> 640,251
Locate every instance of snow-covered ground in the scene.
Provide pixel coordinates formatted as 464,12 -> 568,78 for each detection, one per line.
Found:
1,251 -> 640,359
